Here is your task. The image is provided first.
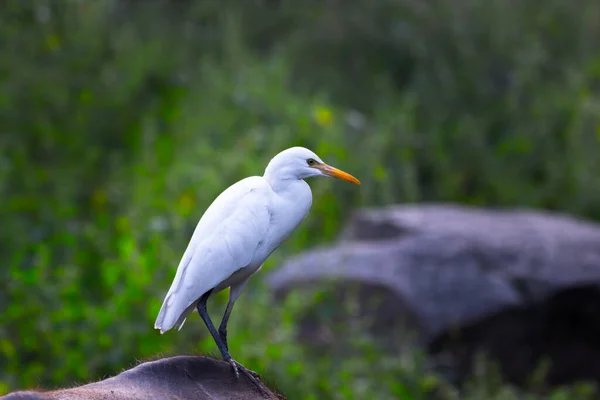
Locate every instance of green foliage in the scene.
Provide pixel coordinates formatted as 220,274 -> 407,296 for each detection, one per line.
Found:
2,0 -> 600,398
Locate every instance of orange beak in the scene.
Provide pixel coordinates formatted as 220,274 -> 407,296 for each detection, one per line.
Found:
317,164 -> 361,184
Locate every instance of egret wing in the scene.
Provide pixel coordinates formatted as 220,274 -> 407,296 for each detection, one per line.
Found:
154,177 -> 271,333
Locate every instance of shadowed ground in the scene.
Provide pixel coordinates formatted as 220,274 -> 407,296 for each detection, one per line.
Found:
1,356 -> 284,400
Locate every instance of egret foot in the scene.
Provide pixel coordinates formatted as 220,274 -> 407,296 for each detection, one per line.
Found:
228,358 -> 268,395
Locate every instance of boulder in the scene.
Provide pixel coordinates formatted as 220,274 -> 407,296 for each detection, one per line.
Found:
1,356 -> 284,400
267,203 -> 600,386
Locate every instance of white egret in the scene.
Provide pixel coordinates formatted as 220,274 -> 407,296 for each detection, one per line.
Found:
154,146 -> 360,391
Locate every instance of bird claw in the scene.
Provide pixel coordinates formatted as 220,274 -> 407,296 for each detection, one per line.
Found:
228,358 -> 241,379
228,359 -> 269,396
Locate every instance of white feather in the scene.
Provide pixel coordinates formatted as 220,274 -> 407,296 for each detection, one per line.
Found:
154,177 -> 271,332
154,146 -> 359,334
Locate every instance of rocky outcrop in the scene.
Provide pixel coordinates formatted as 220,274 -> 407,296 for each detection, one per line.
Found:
267,203 -> 600,386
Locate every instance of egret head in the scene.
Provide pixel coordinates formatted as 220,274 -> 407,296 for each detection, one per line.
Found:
264,146 -> 360,184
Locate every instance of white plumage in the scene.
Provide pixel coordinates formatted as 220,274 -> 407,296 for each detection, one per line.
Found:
153,146 -> 359,389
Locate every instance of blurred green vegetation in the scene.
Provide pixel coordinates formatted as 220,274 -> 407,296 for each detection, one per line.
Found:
2,0 -> 600,398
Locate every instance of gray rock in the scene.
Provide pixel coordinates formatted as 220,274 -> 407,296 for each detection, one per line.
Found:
267,203 -> 600,386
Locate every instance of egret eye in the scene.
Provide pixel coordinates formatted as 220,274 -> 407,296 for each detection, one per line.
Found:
307,158 -> 317,166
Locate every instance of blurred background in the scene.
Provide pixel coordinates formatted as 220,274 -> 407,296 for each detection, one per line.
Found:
2,0 -> 600,399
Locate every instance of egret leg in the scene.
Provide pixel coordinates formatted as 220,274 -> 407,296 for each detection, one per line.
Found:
218,299 -> 235,351
218,279 -> 250,352
196,290 -> 267,395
